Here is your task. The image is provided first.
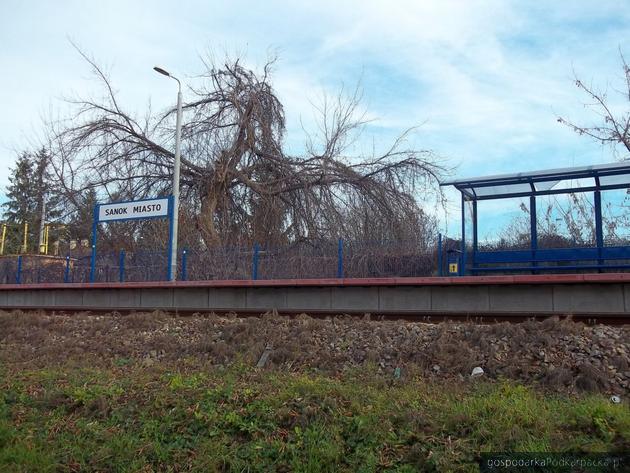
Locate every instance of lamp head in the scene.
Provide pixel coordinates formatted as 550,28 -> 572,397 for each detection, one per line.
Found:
153,66 -> 170,77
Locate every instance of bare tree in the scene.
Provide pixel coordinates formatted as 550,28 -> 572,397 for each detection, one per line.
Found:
491,192 -> 628,250
47,48 -> 446,251
557,51 -> 630,158
555,52 -> 630,248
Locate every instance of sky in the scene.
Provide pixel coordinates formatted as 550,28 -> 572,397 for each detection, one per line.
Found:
1,0 -> 629,237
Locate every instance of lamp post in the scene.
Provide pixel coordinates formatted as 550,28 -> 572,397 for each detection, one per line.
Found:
153,66 -> 182,281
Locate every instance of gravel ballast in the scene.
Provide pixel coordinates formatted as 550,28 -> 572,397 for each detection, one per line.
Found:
1,310 -> 628,395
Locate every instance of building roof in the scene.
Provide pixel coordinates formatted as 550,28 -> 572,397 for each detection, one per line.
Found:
440,162 -> 630,200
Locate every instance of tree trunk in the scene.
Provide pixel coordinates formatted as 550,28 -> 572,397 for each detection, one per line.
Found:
198,193 -> 221,247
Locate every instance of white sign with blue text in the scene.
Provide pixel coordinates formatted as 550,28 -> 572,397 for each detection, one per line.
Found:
98,198 -> 169,222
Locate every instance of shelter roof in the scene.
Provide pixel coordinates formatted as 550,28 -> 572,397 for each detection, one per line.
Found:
440,162 -> 630,200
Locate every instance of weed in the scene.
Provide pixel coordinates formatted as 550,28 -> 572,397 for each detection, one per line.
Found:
1,365 -> 629,471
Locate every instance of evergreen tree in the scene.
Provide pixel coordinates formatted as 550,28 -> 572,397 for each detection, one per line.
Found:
2,149 -> 62,253
2,153 -> 36,253
67,188 -> 98,242
3,152 -> 35,224
32,147 -> 62,221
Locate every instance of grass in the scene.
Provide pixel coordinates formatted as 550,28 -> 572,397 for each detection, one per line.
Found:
0,362 -> 628,472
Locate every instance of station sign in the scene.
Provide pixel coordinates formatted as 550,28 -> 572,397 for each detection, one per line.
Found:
98,197 -> 169,222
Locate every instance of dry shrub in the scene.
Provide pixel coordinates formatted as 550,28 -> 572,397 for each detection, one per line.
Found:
262,309 -> 280,318
4,310 -> 52,329
85,318 -> 115,337
270,341 -> 300,365
365,349 -> 379,363
245,340 -> 267,364
575,363 -> 608,392
303,317 -> 326,332
541,366 -> 574,389
196,317 -> 217,333
84,396 -> 111,420
189,338 -> 213,355
532,332 -> 554,349
120,312 -> 163,330
35,391 -> 73,410
146,333 -> 181,355
295,329 -> 314,346
611,356 -> 628,372
427,328 -> 479,374
20,327 -> 49,346
222,322 -> 251,344
210,341 -> 234,363
295,313 -> 311,322
486,322 -> 516,338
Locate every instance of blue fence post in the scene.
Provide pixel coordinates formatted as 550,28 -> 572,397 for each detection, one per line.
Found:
337,238 -> 344,278
16,255 -> 22,284
16,256 -> 23,284
181,249 -> 188,281
252,243 -> 259,280
437,233 -> 443,277
119,249 -> 125,282
64,255 -> 70,283
89,245 -> 97,283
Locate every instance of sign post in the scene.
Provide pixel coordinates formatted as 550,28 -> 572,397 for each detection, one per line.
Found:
89,197 -> 172,283
166,195 -> 175,281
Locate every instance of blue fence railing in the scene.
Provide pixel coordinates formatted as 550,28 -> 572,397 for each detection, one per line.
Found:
0,239 -> 440,284
2,236 -> 629,284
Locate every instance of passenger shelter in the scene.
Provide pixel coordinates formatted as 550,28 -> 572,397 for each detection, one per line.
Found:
441,162 -> 630,275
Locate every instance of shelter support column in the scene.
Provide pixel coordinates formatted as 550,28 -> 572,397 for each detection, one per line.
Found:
594,190 -> 603,267
460,192 -> 466,276
472,200 -> 478,261
530,195 -> 537,270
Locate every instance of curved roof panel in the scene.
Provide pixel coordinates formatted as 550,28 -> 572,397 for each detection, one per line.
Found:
440,162 -> 630,199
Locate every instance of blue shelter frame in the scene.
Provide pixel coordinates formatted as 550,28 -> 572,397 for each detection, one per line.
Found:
441,163 -> 630,275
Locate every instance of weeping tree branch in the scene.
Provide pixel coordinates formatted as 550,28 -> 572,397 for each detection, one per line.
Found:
47,47 -> 447,250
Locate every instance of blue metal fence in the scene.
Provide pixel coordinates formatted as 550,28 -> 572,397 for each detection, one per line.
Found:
3,234 -> 627,284
0,238 -> 441,284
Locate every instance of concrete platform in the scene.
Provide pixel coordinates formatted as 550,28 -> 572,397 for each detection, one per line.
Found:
0,274 -> 628,318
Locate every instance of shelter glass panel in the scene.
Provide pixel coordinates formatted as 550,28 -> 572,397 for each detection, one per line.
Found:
533,180 -> 560,192
601,188 -> 630,247
473,183 -> 531,198
599,173 -> 630,187
536,193 -> 596,249
463,199 -> 474,248
548,177 -> 596,192
476,197 -> 530,250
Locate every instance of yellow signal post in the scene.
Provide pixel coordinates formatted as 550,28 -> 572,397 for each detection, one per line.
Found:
22,222 -> 28,253
0,224 -> 6,255
44,225 -> 50,255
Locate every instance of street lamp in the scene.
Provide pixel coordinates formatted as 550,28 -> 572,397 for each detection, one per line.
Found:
154,66 -> 182,281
